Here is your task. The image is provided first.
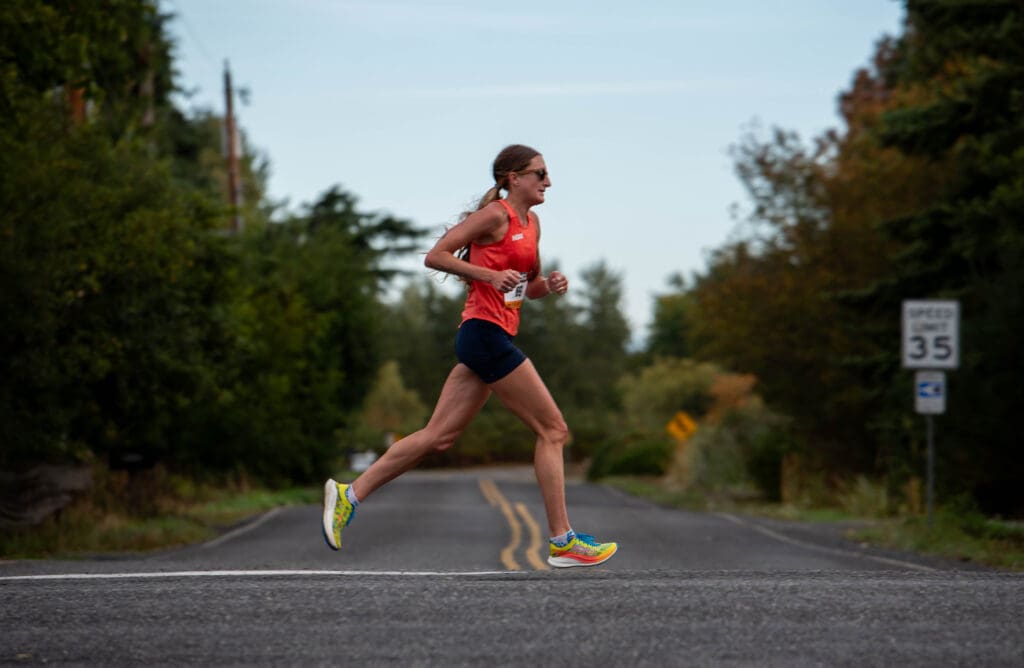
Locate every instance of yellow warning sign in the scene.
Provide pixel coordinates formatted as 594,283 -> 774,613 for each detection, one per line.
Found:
666,411 -> 697,442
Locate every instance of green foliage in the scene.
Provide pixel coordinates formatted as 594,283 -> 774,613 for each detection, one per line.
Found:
0,100 -> 225,468
566,261 -> 632,410
0,1 -> 246,478
165,109 -> 278,229
657,1 -> 1024,515
346,360 -> 428,452
687,126 -> 894,473
745,427 -> 790,503
845,1 -> 1024,513
601,355 -> 788,500
0,0 -> 176,140
587,437 -> 674,479
617,358 -> 718,434
0,101 -> 404,484
0,462 -> 322,558
176,186 -> 421,484
646,273 -> 695,360
657,388 -> 787,504
0,1 -> 424,490
851,505 -> 1024,571
835,476 -> 892,519
378,279 -> 465,403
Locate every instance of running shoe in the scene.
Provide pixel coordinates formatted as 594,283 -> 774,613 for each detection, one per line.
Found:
322,479 -> 356,550
547,532 -> 618,568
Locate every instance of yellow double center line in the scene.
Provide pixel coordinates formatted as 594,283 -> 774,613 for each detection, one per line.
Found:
479,479 -> 550,571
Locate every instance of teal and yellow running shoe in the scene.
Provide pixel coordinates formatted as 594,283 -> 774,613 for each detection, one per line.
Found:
547,532 -> 618,568
321,479 -> 356,550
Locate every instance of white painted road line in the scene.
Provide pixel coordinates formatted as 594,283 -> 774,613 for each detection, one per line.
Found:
717,512 -> 937,572
0,570 -> 527,582
201,507 -> 283,549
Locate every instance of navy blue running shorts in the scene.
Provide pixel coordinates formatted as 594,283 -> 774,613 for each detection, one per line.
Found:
455,318 -> 527,384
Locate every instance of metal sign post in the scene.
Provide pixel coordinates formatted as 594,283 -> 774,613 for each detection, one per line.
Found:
902,301 -> 959,528
915,371 -> 946,527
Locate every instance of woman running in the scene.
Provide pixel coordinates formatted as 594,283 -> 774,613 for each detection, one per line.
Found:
322,144 -> 618,568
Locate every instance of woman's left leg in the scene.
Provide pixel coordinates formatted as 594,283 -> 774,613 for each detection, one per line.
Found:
489,358 -> 619,567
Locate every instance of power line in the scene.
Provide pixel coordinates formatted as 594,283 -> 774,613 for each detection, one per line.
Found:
163,0 -> 219,70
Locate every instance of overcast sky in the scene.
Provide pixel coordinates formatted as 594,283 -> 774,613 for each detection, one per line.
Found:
163,0 -> 905,344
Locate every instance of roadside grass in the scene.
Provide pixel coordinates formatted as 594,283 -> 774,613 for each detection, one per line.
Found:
0,470 -> 347,560
851,514 -> 1024,572
600,476 -> 854,522
600,475 -> 1024,572
0,509 -> 216,559
186,487 -> 322,527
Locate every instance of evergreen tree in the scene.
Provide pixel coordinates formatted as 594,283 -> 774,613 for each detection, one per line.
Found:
0,1 -> 242,473
646,273 -> 695,360
862,0 -> 1024,513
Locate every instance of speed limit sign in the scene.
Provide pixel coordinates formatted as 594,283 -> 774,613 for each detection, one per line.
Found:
902,300 -> 959,369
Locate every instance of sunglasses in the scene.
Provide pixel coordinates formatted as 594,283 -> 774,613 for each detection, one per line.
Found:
517,168 -> 548,181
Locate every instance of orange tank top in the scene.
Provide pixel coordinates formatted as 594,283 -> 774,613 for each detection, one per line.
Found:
460,199 -> 539,336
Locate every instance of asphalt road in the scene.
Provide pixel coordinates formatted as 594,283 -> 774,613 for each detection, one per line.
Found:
2,469 -> 1022,666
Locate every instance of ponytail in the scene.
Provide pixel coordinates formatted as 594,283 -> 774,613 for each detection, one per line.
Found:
476,184 -> 502,212
449,183 -> 503,282
461,183 -> 502,223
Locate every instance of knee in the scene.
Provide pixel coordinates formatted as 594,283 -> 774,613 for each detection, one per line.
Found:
540,418 -> 569,448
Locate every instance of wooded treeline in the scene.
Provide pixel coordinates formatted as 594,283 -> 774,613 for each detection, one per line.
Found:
0,0 -> 423,486
2,1 -> 1021,516
654,0 -> 1024,515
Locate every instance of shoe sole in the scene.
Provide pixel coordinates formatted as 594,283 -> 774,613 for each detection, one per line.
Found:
321,479 -> 340,550
547,543 -> 618,568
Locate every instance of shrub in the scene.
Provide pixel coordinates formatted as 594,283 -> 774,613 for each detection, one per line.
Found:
746,427 -> 792,502
665,400 -> 787,500
837,476 -> 892,518
588,438 -> 674,480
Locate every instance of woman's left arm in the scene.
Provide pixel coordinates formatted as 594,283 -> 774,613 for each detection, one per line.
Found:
525,215 -> 568,299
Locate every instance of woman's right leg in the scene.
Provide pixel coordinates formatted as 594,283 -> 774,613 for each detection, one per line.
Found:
349,363 -> 490,501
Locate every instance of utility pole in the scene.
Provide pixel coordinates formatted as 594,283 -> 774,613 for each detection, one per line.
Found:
223,60 -> 242,233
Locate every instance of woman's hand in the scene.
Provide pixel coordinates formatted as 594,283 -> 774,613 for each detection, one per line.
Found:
490,268 -> 525,293
546,271 -> 568,295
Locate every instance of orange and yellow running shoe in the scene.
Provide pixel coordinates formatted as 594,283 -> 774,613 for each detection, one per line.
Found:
547,532 -> 618,568
321,479 -> 356,550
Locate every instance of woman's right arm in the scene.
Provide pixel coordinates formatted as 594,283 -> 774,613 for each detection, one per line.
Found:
424,204 -> 523,293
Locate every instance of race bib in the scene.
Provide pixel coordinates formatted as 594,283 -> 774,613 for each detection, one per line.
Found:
504,272 -> 528,309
